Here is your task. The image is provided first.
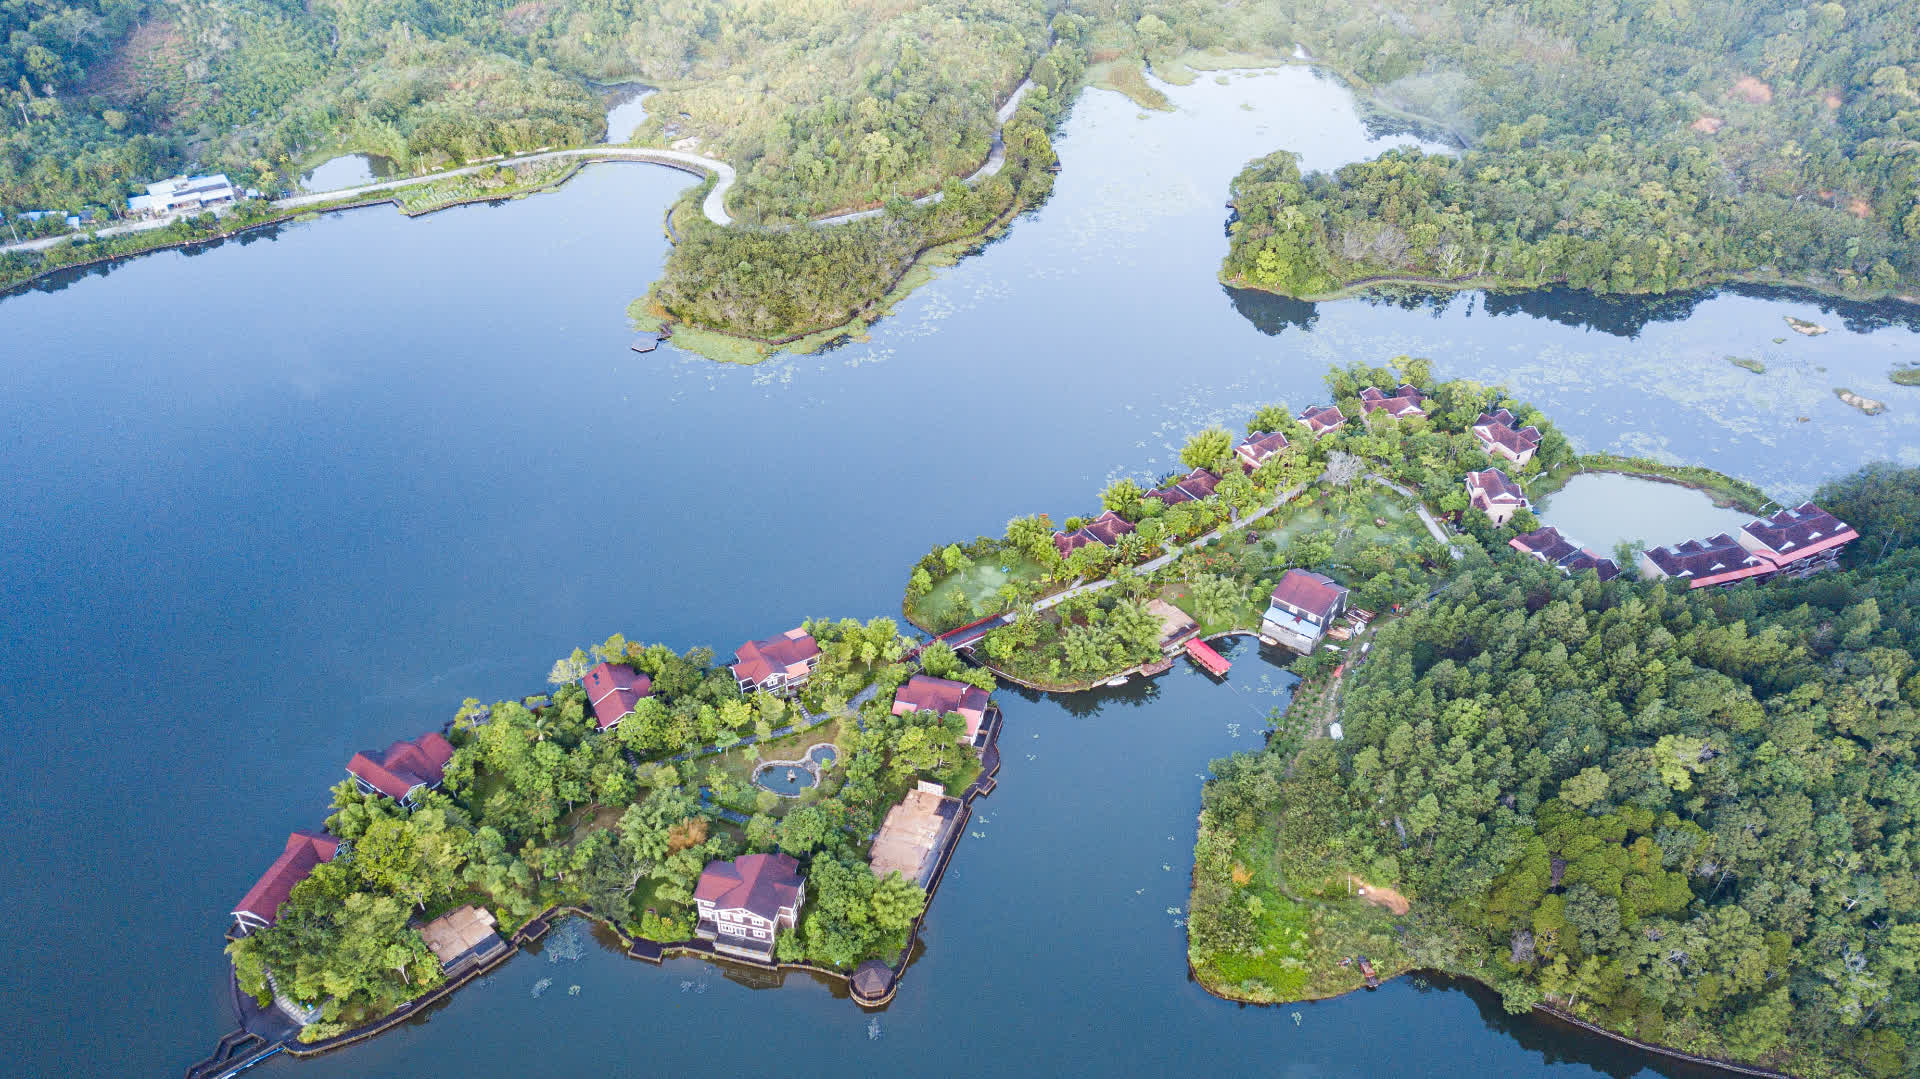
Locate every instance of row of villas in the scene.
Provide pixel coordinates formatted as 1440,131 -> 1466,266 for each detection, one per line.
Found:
234,623 -> 993,971
1635,502 -> 1859,588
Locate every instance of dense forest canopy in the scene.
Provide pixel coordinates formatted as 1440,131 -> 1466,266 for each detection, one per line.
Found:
1196,0 -> 1920,297
1191,465 -> 1920,1078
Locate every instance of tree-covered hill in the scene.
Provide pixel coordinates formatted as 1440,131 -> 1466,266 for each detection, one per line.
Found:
1207,0 -> 1920,300
1191,465 -> 1920,1078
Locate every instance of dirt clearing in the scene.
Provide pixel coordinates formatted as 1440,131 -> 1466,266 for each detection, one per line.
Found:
1349,876 -> 1411,915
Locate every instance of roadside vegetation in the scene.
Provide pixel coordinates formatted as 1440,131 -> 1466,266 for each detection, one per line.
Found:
1191,464 -> 1920,1079
228,615 -> 991,1042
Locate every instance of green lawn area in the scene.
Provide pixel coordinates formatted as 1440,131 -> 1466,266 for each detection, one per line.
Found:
706,718 -> 849,801
910,552 -> 1049,628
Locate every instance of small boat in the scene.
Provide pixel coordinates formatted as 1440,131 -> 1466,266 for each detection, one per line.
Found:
1105,676 -> 1129,687
1358,956 -> 1380,988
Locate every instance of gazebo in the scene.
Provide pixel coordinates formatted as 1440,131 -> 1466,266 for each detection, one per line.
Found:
851,960 -> 894,1004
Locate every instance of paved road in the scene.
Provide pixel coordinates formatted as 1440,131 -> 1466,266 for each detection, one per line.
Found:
272,146 -> 739,225
807,79 -> 1036,227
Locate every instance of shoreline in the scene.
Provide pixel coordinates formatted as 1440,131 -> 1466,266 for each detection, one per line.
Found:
1187,964 -> 1799,1079
1221,268 -> 1920,314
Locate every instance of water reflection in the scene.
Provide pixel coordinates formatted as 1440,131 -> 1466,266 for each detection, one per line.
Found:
1224,284 -> 1318,336
1538,473 -> 1756,554
301,152 -> 397,193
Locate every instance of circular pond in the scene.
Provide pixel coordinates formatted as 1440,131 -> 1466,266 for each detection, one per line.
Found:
751,743 -> 838,797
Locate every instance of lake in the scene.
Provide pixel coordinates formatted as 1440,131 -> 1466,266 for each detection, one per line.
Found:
1538,473 -> 1759,556
2,65 -> 1916,1078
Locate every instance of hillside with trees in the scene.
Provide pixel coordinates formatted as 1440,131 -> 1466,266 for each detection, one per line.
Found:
1201,0 -> 1920,300
1189,465 -> 1920,1078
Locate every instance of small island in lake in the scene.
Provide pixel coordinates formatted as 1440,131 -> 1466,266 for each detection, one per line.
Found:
203,618 -> 1001,1070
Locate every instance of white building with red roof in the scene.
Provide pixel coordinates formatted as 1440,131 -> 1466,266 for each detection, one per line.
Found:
893,674 -> 992,740
1735,502 -> 1858,578
1052,510 -> 1136,558
694,853 -> 805,960
730,627 -> 821,697
1233,430 -> 1291,472
232,831 -> 339,935
1299,404 -> 1346,436
1142,467 -> 1221,507
1639,534 -> 1773,589
347,731 -> 455,807
1464,467 -> 1530,527
582,661 -> 652,729
1359,385 -> 1429,421
1471,409 -> 1544,465
1262,569 -> 1350,653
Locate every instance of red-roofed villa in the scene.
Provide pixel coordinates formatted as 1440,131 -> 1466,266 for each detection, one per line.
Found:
1509,526 -> 1620,581
347,731 -> 455,807
730,627 -> 821,697
1262,569 -> 1350,654
1359,385 -> 1429,421
1464,467 -> 1530,527
1299,404 -> 1345,436
1638,534 -> 1773,588
1736,502 -> 1858,578
1052,510 -> 1136,558
893,674 -> 992,740
1471,409 -> 1544,465
694,853 -> 805,960
1142,468 -> 1221,507
582,661 -> 652,730
1234,430 -> 1291,472
232,831 -> 339,935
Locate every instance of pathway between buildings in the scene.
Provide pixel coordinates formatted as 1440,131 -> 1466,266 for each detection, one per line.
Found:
1368,473 -> 1461,558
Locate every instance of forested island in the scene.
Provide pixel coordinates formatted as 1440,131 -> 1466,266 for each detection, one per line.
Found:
227,617 -> 996,1045
1216,0 -> 1920,302
1188,463 -> 1920,1079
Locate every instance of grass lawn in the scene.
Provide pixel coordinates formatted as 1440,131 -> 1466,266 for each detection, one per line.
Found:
911,552 -> 1049,628
707,718 -> 848,798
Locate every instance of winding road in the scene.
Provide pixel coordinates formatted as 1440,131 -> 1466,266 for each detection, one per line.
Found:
2,77 -> 1036,258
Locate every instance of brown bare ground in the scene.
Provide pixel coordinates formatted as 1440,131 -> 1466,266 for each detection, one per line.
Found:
1731,76 -> 1773,104
1848,198 -> 1872,218
1823,91 -> 1844,109
1349,876 -> 1411,915
82,16 -> 189,106
1690,115 -> 1724,134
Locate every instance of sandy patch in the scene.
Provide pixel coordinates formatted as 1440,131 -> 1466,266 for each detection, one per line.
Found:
1823,91 -> 1844,109
1732,76 -> 1773,104
1848,198 -> 1872,218
1690,115 -> 1723,134
1349,876 -> 1411,915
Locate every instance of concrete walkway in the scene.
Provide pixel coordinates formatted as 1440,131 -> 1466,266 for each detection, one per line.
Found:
1367,473 -> 1462,557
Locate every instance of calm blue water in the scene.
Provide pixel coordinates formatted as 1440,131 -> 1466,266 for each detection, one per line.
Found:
3,66 -> 1916,1077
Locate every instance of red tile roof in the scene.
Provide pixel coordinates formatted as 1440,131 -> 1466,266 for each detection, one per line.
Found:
694,853 -> 803,919
1300,404 -> 1345,435
1643,534 -> 1772,587
1270,569 -> 1348,621
1472,410 -> 1543,457
893,674 -> 991,737
1359,385 -> 1428,419
347,731 -> 455,802
1053,510 -> 1136,557
1509,526 -> 1618,579
1234,431 -> 1290,470
1466,468 -> 1529,511
1558,550 -> 1622,581
582,662 -> 652,729
731,628 -> 820,687
1145,468 -> 1221,506
1738,502 -> 1858,565
234,831 -> 339,927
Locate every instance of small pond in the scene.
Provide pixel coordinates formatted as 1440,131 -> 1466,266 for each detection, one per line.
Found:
300,153 -> 397,193
808,745 -> 837,767
604,86 -> 653,143
1538,472 -> 1757,554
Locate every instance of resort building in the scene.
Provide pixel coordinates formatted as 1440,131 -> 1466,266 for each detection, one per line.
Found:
1464,467 -> 1530,527
730,627 -> 821,697
1359,385 -> 1429,421
1299,404 -> 1346,436
347,731 -> 455,807
1471,409 -> 1543,466
1262,569 -> 1350,654
1639,534 -> 1774,589
1509,526 -> 1620,581
418,905 -> 507,974
1233,430 -> 1291,472
694,853 -> 805,961
232,831 -> 339,935
1052,510 -> 1135,558
869,782 -> 961,889
582,661 -> 652,730
1142,467 -> 1221,507
127,174 -> 237,217
893,674 -> 991,741
1735,502 -> 1858,578
1639,501 -> 1858,589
